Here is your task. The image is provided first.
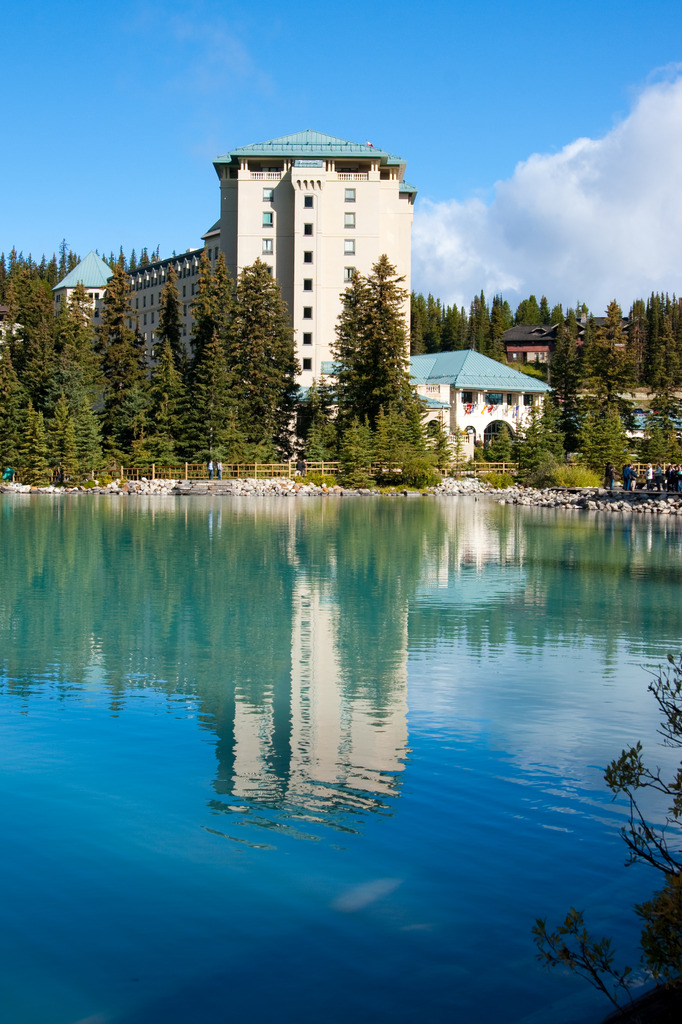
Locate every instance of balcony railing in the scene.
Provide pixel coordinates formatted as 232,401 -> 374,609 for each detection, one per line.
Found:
337,172 -> 368,181
250,171 -> 282,180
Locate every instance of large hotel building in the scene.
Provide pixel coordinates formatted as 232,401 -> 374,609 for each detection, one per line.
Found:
54,131 -> 416,387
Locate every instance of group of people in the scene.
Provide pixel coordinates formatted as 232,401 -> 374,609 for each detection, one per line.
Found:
207,461 -> 223,480
604,462 -> 682,492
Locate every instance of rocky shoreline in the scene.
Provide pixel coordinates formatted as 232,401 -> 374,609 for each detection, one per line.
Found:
2,476 -> 682,514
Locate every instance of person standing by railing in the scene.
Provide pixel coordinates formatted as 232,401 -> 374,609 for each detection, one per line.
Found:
208,460 -> 214,481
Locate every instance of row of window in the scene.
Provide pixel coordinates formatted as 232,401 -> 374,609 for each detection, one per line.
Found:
262,188 -> 357,203
461,391 -> 536,407
261,239 -> 356,255
132,260 -> 198,289
262,212 -> 357,229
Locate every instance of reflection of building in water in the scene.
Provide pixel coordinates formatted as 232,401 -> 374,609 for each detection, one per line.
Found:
421,499 -> 529,584
229,574 -> 408,819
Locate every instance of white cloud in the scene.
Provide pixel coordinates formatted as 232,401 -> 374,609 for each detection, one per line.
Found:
412,71 -> 682,315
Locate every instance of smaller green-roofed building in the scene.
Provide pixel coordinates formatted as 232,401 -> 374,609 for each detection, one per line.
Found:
411,350 -> 550,450
53,251 -> 113,322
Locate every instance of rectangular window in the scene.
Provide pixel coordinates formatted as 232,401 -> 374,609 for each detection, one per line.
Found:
507,393 -> 513,405
304,223 -> 313,236
302,358 -> 312,371
303,333 -> 312,345
303,307 -> 313,319
303,251 -> 313,263
344,212 -> 356,228
135,298 -> 139,309
143,296 -> 146,307
262,211 -> 273,227
304,195 -> 313,208
303,279 -> 313,291
524,393 -> 534,407
345,188 -> 356,202
94,293 -> 99,301
143,313 -> 147,325
263,188 -> 274,201
150,294 -> 154,305
485,392 -> 503,406
461,391 -> 473,404
151,312 -> 155,324
262,238 -> 273,254
344,267 -> 355,282
344,240 -> 355,255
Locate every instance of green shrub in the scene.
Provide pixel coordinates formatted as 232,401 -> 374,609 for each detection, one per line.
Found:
552,465 -> 602,487
302,472 -> 337,487
81,479 -> 99,489
481,471 -> 515,489
524,457 -> 560,488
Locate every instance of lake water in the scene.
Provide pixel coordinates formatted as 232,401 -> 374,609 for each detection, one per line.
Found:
1,494 -> 681,1024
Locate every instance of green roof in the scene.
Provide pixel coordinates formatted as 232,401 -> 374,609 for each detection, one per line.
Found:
216,130 -> 404,167
410,350 -> 551,393
54,251 -> 113,291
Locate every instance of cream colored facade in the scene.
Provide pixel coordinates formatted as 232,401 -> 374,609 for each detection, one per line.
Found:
53,133 -> 415,382
213,131 -> 416,386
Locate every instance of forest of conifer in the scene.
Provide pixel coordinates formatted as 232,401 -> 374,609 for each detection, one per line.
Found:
1,242 -> 681,486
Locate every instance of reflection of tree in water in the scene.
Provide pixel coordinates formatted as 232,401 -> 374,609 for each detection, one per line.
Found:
0,497 -> 424,834
6,496 -> 679,834
409,504 -> 682,665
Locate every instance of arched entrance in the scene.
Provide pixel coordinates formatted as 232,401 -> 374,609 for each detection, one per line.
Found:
483,419 -> 515,445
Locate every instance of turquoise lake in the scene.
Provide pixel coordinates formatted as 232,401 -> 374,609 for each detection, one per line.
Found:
1,494 -> 681,1024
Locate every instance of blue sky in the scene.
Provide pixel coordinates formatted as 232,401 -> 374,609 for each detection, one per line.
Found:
3,0 -> 682,313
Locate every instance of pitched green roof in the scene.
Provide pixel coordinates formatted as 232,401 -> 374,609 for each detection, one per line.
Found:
216,130 -> 404,167
410,350 -> 551,392
53,251 -> 113,291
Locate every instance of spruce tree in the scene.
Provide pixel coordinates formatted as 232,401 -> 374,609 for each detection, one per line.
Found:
157,264 -> 185,370
187,331 -> 239,461
146,339 -> 187,462
48,394 -> 78,481
578,409 -> 629,472
230,259 -> 299,456
333,255 -> 419,431
550,313 -> 581,451
0,347 -> 26,468
96,257 -> 147,448
19,403 -> 51,485
582,301 -> 635,423
339,418 -> 374,488
190,252 -> 233,371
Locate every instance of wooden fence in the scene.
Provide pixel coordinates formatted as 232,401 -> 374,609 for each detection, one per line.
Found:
117,460 -> 521,481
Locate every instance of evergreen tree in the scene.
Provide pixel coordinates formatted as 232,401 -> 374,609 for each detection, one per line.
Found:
333,255 -> 419,431
427,420 -> 453,471
48,394 -> 78,481
157,264 -> 185,370
578,409 -> 629,473
146,339 -> 187,461
96,257 -> 147,447
339,417 -> 374,488
487,423 -> 513,463
190,252 -> 233,371
18,402 -> 51,485
296,379 -> 337,460
230,259 -> 299,456
550,313 -> 582,451
539,296 -> 551,324
187,331 -> 240,461
515,295 -> 542,325
0,346 -> 26,468
582,301 -> 635,424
